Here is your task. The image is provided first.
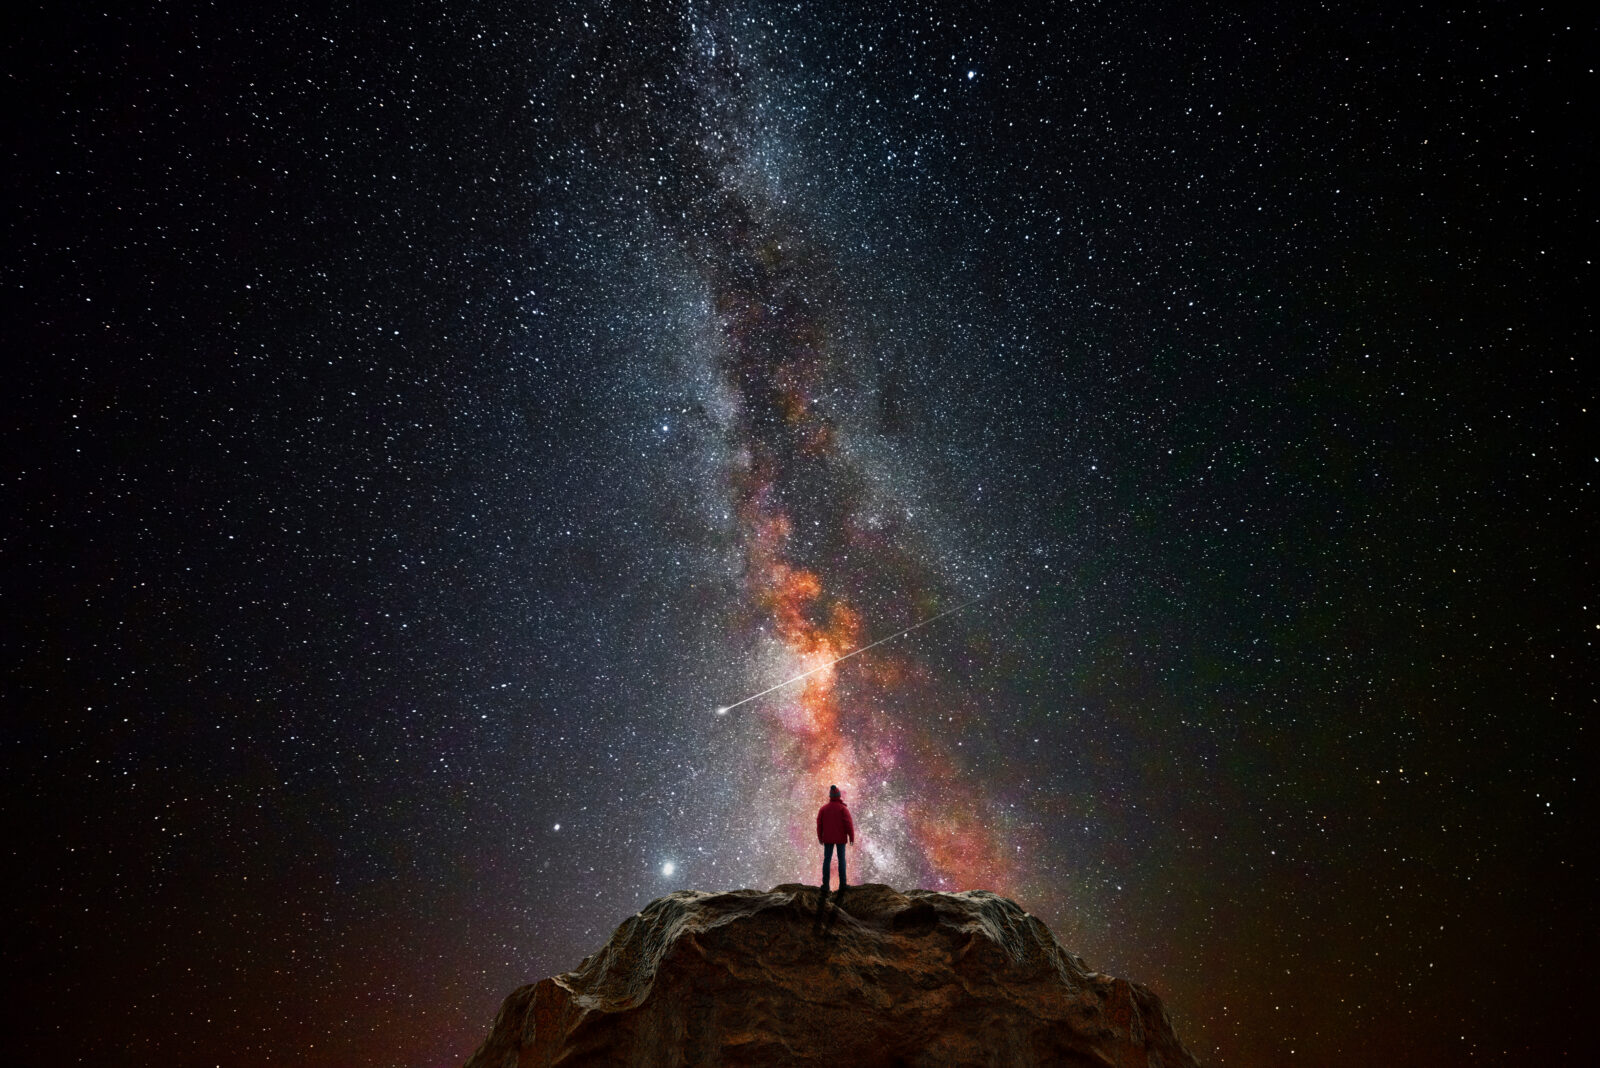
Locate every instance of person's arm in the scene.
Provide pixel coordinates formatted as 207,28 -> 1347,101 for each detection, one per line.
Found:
845,809 -> 855,844
816,807 -> 823,843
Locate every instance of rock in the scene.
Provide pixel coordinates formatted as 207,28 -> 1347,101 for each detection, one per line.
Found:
463,883 -> 1199,1067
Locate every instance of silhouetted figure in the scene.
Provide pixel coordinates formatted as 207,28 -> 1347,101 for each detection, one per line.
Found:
816,784 -> 855,899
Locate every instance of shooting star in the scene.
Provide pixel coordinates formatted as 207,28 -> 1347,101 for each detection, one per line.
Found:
714,596 -> 982,715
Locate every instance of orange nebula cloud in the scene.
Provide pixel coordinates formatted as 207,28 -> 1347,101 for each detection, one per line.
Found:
700,177 -> 1018,896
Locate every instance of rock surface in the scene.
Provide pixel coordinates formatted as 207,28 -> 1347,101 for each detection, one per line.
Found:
463,883 -> 1198,1067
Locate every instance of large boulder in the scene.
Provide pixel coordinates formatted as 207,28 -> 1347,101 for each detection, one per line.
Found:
464,883 -> 1198,1067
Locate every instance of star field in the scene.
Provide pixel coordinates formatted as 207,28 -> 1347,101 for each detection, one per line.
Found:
5,2 -> 1591,1066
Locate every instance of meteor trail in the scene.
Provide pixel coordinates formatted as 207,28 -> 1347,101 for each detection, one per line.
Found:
714,597 -> 982,715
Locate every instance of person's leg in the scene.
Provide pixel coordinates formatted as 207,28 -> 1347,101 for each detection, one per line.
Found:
821,842 -> 836,891
838,842 -> 847,888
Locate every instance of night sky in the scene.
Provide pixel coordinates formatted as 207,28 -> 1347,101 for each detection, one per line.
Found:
5,2 -> 1591,1065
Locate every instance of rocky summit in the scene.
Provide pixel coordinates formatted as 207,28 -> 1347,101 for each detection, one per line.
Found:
463,883 -> 1198,1067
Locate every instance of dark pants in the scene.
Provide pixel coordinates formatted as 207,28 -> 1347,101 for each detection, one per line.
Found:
821,842 -> 847,889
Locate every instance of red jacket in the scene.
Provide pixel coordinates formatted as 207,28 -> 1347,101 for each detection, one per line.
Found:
816,798 -> 855,845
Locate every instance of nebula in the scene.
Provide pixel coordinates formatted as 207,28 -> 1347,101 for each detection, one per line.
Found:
641,20 -> 1025,895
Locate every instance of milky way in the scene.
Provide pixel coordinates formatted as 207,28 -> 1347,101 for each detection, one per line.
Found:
7,2 -> 1590,1067
628,13 -> 1032,899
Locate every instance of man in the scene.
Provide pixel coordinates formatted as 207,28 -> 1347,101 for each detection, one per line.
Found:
816,784 -> 855,898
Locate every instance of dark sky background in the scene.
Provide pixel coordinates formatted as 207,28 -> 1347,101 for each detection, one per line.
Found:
5,2 -> 1592,1065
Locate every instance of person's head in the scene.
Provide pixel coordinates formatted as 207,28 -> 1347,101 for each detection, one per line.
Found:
829,784 -> 841,800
